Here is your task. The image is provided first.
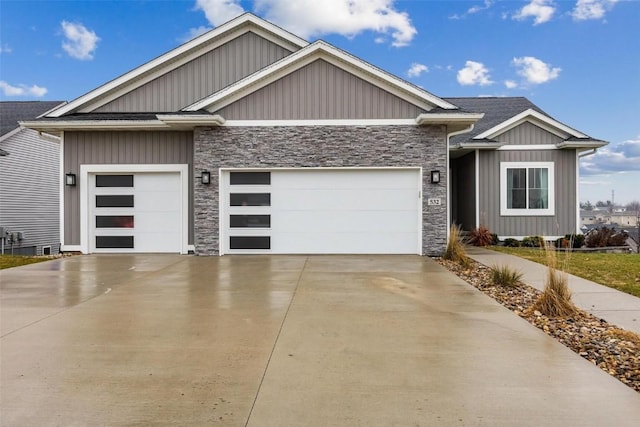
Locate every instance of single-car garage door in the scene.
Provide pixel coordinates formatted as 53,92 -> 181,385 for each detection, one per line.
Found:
221,169 -> 421,254
89,172 -> 182,253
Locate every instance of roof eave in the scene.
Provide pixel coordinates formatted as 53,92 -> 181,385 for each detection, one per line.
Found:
416,112 -> 484,133
556,139 -> 608,149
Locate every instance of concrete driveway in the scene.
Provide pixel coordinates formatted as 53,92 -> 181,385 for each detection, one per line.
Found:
1,255 -> 639,426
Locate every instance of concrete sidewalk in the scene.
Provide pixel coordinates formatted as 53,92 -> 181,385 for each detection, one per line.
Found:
466,247 -> 640,334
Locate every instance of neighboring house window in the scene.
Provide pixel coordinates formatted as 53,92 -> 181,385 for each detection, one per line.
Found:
500,162 -> 554,216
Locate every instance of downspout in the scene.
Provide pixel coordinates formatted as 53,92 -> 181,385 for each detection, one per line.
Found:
576,148 -> 598,233
446,124 -> 476,242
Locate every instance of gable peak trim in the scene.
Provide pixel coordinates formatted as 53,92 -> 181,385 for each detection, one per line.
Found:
473,108 -> 588,140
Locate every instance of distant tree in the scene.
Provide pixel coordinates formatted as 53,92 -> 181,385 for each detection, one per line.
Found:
595,200 -> 608,207
580,201 -> 594,211
626,200 -> 640,212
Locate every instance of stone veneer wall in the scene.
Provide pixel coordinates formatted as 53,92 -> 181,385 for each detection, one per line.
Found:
193,125 -> 448,256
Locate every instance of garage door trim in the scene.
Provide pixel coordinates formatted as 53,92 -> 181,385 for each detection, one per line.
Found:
79,164 -> 189,254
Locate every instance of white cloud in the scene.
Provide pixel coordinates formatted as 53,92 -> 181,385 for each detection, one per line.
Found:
0,81 -> 48,97
61,21 -> 100,60
581,138 -> 640,175
407,63 -> 428,78
504,80 -> 518,89
457,61 -> 493,86
512,56 -> 561,84
253,0 -> 417,47
513,0 -> 556,25
0,44 -> 12,54
572,0 -> 619,21
450,0 -> 494,20
181,25 -> 213,43
195,0 -> 245,27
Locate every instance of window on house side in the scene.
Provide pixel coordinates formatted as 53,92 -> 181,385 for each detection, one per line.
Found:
500,162 -> 554,216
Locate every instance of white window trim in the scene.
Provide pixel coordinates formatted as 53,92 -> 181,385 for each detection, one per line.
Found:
500,161 -> 554,216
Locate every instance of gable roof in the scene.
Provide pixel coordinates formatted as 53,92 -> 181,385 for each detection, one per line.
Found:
45,13 -> 308,118
187,40 -> 457,113
444,97 -> 607,149
0,101 -> 65,137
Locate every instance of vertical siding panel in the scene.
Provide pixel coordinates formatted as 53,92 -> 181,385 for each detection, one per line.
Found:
96,32 -> 293,112
216,59 -> 424,120
63,131 -> 194,245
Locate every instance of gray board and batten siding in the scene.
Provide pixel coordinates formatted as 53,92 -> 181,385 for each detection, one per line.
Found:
478,149 -> 577,237
215,59 -> 426,120
0,129 -> 60,255
95,32 -> 293,113
495,121 -> 564,145
63,131 -> 194,246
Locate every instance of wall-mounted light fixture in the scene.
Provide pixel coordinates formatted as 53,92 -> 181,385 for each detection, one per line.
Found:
201,171 -> 211,185
65,173 -> 76,186
430,170 -> 440,184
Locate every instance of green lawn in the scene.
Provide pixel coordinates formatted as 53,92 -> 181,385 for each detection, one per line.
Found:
490,247 -> 640,298
0,255 -> 52,270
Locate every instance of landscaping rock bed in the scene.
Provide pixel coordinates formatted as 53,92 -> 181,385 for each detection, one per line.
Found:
436,258 -> 640,394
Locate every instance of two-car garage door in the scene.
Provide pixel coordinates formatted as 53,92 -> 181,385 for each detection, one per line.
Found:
221,169 -> 421,254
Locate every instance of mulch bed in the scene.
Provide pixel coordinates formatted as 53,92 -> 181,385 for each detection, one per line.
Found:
436,257 -> 640,394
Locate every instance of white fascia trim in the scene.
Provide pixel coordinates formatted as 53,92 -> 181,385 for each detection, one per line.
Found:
451,142 -> 503,150
223,119 -> 417,127
416,113 -> 484,125
47,14 -> 308,117
556,140 -> 608,149
156,114 -> 225,126
0,126 -> 22,143
474,109 -> 588,140
186,41 -> 456,113
497,144 -> 559,151
79,164 -> 190,254
21,120 -> 170,131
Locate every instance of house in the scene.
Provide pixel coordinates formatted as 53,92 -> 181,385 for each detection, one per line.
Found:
1,101 -> 65,255
21,13 -> 607,256
447,97 -> 607,240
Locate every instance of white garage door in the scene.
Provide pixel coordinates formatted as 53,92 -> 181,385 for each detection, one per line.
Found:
221,169 -> 421,254
89,172 -> 182,253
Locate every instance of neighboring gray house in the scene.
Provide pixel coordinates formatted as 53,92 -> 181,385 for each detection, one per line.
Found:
22,14 -> 606,256
1,101 -> 65,255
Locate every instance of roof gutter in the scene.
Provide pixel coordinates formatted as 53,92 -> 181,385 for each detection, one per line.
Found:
416,112 -> 484,134
19,114 -> 225,133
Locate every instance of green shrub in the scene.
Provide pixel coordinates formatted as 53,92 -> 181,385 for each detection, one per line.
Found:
522,235 -> 545,248
490,233 -> 499,246
468,226 -> 493,247
490,264 -> 523,287
503,238 -> 521,247
566,234 -> 585,248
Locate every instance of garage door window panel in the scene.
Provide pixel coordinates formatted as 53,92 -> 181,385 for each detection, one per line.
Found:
230,172 -> 271,185
96,236 -> 134,249
96,175 -> 134,187
96,195 -> 135,208
96,215 -> 134,228
230,215 -> 271,228
230,236 -> 271,249
230,193 -> 271,206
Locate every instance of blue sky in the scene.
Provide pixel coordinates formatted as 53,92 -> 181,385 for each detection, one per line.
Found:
1,0 -> 638,205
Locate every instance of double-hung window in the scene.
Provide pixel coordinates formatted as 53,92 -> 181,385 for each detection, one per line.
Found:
500,162 -> 554,216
